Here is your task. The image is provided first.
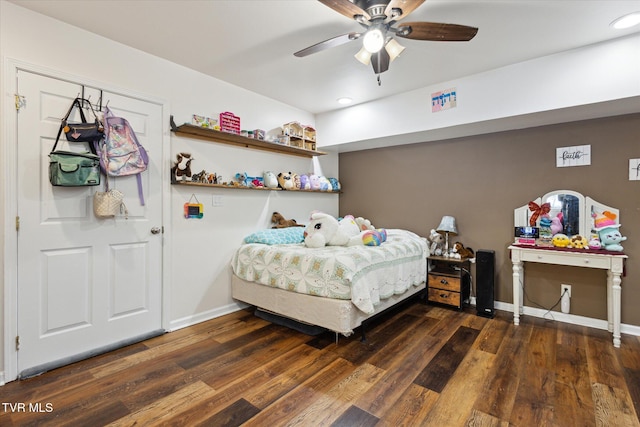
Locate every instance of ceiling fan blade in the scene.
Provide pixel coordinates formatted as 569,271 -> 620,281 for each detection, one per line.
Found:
371,49 -> 390,74
385,0 -> 425,20
318,0 -> 370,20
396,22 -> 478,41
294,32 -> 361,57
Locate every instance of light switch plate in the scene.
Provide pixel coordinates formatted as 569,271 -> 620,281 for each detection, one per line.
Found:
630,159 -> 640,181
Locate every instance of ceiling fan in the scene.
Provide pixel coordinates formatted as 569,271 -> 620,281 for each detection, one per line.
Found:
294,0 -> 478,82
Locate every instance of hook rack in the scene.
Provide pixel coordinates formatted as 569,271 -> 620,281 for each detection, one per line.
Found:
78,86 -> 104,111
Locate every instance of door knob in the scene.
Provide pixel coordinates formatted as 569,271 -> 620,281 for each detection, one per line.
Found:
151,227 -> 162,234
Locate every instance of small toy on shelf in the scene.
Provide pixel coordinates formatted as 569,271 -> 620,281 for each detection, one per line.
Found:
552,233 -> 570,248
271,212 -> 304,228
263,171 -> 279,189
277,172 -> 295,190
235,172 -> 249,186
328,178 -> 341,192
191,169 -> 209,184
568,235 -> 588,249
309,174 -> 321,190
171,152 -> 193,182
299,174 -> 310,190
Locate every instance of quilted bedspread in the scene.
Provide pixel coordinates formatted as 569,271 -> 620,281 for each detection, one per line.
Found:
231,229 -> 428,314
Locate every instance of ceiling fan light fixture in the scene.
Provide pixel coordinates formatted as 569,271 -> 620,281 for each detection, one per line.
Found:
363,28 -> 384,53
385,38 -> 405,62
611,12 -> 640,29
354,46 -> 372,65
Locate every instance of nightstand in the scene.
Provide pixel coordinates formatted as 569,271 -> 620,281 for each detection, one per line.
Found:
427,256 -> 471,309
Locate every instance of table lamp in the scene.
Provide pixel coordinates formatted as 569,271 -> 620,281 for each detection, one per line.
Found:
436,215 -> 458,256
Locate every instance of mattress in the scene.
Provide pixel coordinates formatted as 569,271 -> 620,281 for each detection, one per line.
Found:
231,229 -> 428,314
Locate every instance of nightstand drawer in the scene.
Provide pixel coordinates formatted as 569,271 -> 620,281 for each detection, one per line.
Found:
428,274 -> 461,292
428,288 -> 461,307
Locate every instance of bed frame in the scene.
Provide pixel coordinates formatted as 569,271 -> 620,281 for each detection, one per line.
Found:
232,274 -> 426,339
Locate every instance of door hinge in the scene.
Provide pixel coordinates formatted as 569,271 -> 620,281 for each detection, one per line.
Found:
14,94 -> 26,111
16,216 -> 20,232
15,336 -> 20,351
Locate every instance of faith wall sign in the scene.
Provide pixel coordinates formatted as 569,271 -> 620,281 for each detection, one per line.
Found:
556,145 -> 591,167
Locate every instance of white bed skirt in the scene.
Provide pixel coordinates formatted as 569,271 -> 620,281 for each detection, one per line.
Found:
232,274 -> 426,336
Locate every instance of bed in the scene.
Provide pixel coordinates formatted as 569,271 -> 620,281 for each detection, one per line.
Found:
231,228 -> 428,337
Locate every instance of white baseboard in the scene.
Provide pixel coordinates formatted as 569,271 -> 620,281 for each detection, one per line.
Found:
479,297 -> 640,337
168,302 -> 248,332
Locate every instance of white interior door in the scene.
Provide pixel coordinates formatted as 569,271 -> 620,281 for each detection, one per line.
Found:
16,70 -> 164,377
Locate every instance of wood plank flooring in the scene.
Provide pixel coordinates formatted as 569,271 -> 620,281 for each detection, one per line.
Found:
2,299 -> 640,426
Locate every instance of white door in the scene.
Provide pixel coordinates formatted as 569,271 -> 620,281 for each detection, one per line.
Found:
16,70 -> 164,377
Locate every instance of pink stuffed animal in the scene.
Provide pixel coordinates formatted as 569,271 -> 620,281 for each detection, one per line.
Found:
550,215 -> 563,235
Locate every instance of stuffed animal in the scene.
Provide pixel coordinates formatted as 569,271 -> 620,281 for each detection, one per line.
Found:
291,173 -> 301,190
271,212 -> 304,228
309,174 -> 321,190
263,171 -> 279,189
318,176 -> 332,191
588,237 -> 602,250
251,178 -> 264,187
552,233 -> 570,248
568,235 -> 588,249
277,172 -> 294,190
598,226 -> 626,251
428,229 -> 445,256
355,217 -> 375,231
328,178 -> 341,192
593,211 -> 626,251
171,152 -> 193,182
303,213 -> 386,248
235,172 -> 249,186
299,174 -> 310,190
550,214 -> 563,235
192,169 -> 209,183
452,242 -> 474,259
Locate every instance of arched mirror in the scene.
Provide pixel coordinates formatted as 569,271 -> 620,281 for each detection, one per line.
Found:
543,190 -> 583,237
514,190 -> 619,243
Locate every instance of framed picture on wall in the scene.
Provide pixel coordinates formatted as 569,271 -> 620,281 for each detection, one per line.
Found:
556,145 -> 591,167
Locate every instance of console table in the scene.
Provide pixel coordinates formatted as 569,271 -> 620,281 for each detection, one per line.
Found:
509,245 -> 627,347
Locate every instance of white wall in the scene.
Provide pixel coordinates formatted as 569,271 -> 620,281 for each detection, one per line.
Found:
316,33 -> 640,152
0,1 -> 338,381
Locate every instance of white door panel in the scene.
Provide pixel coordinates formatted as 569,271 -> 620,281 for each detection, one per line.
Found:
16,70 -> 164,376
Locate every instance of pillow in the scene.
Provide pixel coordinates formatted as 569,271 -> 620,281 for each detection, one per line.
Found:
244,227 -> 305,245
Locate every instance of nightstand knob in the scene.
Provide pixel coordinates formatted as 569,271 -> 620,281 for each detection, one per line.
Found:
440,279 -> 448,285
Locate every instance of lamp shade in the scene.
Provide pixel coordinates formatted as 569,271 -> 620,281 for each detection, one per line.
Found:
436,216 -> 458,235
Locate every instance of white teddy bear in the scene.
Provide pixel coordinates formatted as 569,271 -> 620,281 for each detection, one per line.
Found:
428,229 -> 445,256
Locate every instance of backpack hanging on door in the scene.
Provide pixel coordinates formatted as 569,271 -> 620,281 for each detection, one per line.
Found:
95,106 -> 149,205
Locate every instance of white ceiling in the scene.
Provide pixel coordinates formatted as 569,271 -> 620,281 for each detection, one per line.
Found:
9,0 -> 640,115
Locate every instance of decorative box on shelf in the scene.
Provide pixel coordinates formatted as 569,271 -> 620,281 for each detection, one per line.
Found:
219,111 -> 240,134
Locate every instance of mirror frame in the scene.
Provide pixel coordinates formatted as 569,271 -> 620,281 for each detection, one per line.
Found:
514,190 -> 619,239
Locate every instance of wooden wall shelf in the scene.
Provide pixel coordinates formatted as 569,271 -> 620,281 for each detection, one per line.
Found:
170,116 -> 326,158
172,181 -> 339,194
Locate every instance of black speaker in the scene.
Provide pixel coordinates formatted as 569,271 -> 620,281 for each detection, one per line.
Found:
476,249 -> 495,318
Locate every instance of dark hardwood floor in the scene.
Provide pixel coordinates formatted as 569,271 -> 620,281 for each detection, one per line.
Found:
2,299 -> 639,426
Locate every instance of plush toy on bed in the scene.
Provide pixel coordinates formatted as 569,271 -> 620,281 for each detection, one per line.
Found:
303,213 -> 387,248
271,212 -> 304,229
